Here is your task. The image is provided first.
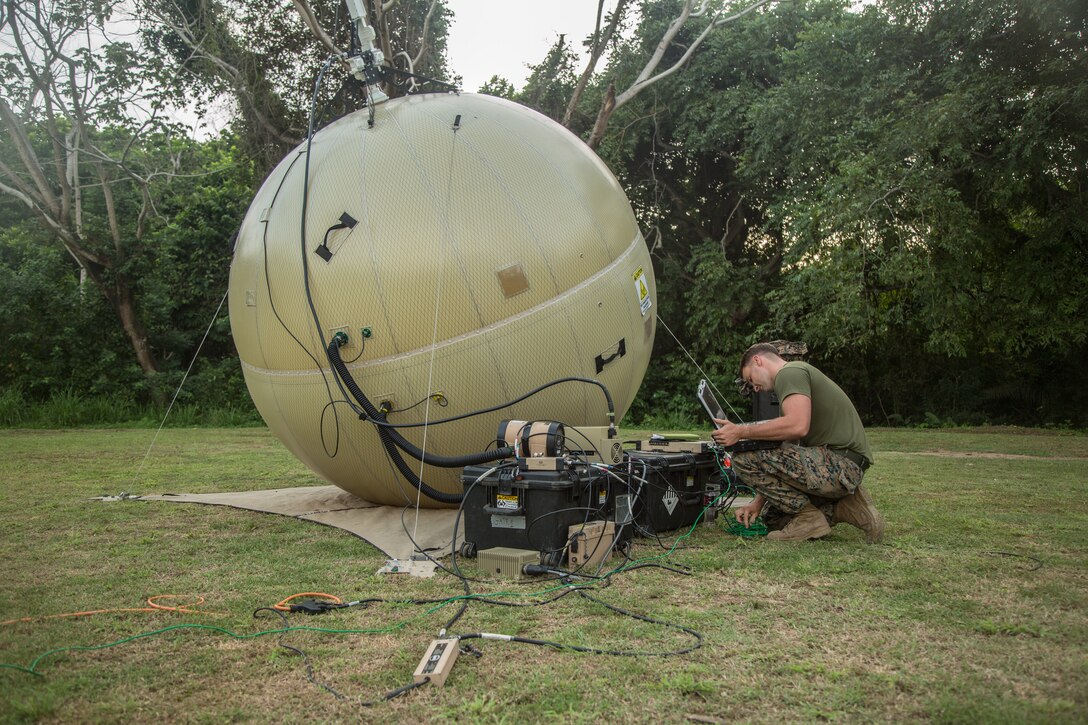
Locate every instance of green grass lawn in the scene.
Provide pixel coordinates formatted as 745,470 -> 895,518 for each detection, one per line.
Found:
1,427 -> 1085,723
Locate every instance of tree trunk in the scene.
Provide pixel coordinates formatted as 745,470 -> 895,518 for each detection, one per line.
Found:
587,82 -> 617,150
79,261 -> 161,377
115,285 -> 159,376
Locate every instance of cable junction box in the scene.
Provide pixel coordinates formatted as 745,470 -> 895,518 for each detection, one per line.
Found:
565,425 -> 623,464
477,547 -> 539,577
414,638 -> 460,687
519,456 -> 564,472
567,520 -> 615,569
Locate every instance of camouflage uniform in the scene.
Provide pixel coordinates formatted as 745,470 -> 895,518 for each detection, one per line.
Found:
731,340 -> 871,528
731,443 -> 864,523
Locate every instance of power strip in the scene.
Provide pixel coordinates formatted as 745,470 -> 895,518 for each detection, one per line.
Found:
413,638 -> 460,686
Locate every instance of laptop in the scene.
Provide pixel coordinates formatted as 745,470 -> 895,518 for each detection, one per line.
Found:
697,379 -> 783,453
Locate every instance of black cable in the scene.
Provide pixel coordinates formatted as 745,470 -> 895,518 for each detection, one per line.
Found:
982,551 -> 1044,571
609,561 -> 693,577
397,503 -> 480,584
448,466 -> 503,582
456,585 -> 704,658
326,338 -> 514,507
362,376 -> 617,432
524,506 -> 598,556
276,587 -> 592,613
575,589 -> 703,655
329,338 -> 514,468
298,55 -> 378,428
252,607 -> 429,705
391,498 -> 474,633
256,148 -> 346,459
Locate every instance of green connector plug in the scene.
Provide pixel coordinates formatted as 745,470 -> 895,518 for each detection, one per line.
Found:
360,327 -> 373,339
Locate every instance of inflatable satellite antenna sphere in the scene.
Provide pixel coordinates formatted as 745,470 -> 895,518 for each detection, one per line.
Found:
228,8 -> 656,507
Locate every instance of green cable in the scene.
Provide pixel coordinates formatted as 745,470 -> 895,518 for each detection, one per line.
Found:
1,608 -> 443,677
603,452 -> 764,574
712,454 -> 768,538
723,517 -> 769,537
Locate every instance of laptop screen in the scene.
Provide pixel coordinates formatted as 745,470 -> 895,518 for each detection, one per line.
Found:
697,379 -> 727,429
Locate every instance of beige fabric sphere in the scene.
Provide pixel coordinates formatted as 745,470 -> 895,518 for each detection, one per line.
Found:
229,93 -> 655,506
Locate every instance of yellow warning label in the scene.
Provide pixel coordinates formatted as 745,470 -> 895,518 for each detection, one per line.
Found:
495,493 -> 519,510
633,267 -> 643,280
633,268 -> 652,316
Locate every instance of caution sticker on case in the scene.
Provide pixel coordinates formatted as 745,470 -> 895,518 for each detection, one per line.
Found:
495,493 -> 519,510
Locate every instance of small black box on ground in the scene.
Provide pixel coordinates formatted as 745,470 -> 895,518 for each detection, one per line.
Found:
461,463 -> 611,564
625,450 -> 715,535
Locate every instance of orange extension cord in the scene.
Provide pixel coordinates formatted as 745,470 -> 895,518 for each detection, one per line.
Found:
1,595 -> 221,626
2,592 -> 345,626
271,593 -> 343,612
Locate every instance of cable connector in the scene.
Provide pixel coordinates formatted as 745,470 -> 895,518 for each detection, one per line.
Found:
459,643 -> 483,659
289,599 -> 345,615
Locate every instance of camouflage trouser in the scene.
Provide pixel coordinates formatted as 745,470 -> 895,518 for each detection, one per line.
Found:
732,443 -> 864,521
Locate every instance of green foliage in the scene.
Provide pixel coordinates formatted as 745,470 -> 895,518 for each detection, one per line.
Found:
585,0 -> 1087,427
0,222 -> 133,398
515,34 -> 579,119
0,386 -> 260,428
744,0 -> 1088,355
477,75 -> 516,98
0,132 -> 258,415
597,1 -> 847,424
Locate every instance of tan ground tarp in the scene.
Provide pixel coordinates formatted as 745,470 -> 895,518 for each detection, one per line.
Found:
142,486 -> 461,561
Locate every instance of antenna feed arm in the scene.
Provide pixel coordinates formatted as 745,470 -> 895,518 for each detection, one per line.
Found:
344,0 -> 389,104
348,50 -> 389,104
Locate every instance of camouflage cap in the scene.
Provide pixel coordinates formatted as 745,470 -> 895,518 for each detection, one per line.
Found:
735,340 -> 808,395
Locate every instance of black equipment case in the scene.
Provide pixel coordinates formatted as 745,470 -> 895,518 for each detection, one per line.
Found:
460,463 -> 614,564
751,390 -> 780,422
625,450 -> 716,535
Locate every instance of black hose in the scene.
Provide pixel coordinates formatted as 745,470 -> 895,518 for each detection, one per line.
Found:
327,337 -> 514,504
364,376 -> 618,435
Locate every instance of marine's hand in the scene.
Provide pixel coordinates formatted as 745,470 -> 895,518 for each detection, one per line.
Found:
734,500 -> 762,527
711,419 -> 743,446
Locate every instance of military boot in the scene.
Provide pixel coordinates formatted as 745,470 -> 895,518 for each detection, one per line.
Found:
832,485 -> 885,544
766,503 -> 831,542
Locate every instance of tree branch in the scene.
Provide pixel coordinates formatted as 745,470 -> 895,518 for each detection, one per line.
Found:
587,0 -> 786,148
562,0 -> 630,128
410,0 -> 440,68
146,0 -> 299,145
95,162 -> 122,248
0,96 -> 62,217
290,0 -> 343,57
